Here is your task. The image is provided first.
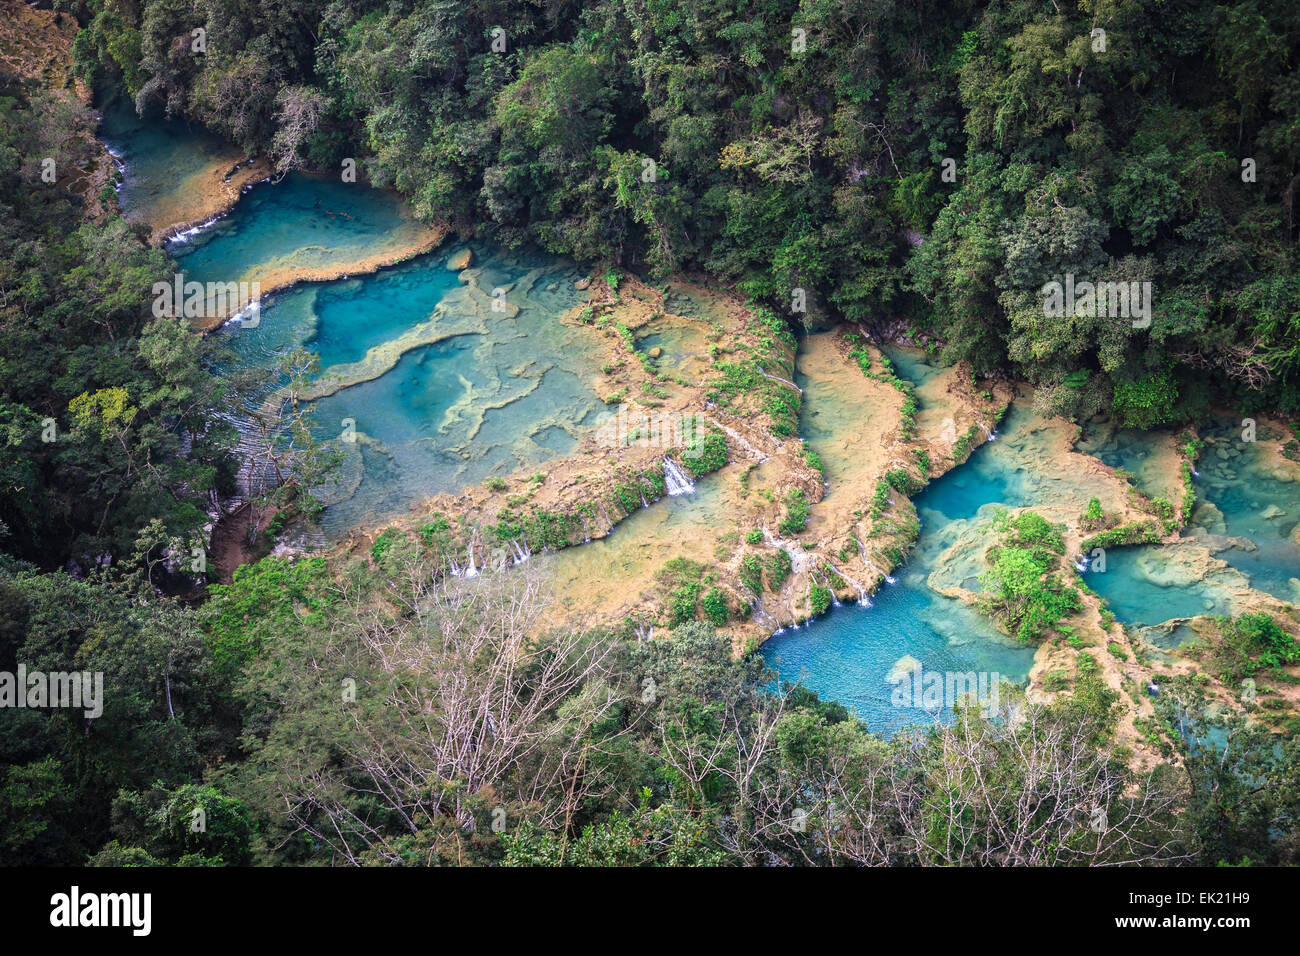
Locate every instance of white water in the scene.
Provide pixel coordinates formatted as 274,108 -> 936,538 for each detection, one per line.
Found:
662,457 -> 697,496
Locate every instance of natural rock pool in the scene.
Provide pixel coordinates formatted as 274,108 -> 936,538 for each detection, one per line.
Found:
762,396 -> 1046,732
104,108 -> 1300,735
207,239 -> 608,536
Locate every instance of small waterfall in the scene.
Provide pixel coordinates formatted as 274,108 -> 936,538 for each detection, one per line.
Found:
826,562 -> 871,606
509,538 -> 529,563
640,492 -> 649,508
812,570 -> 842,607
753,603 -> 777,627
662,457 -> 696,496
464,542 -> 479,578
862,557 -> 898,586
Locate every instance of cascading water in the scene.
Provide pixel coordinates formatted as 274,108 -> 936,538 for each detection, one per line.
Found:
662,457 -> 697,496
763,380 -> 1040,734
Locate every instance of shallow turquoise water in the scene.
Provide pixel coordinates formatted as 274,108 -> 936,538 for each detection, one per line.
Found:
1191,419 -> 1300,602
306,266 -> 462,368
210,241 -> 605,534
1083,546 -> 1231,626
1082,416 -> 1300,618
763,384 -> 1038,733
169,171 -> 425,291
98,105 -> 615,535
880,345 -> 945,387
761,396 -> 1296,730
1076,420 -> 1176,500
97,94 -> 241,230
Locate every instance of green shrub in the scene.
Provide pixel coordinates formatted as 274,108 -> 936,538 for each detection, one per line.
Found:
683,431 -> 728,477
1112,372 -> 1178,429
739,554 -> 765,594
1080,521 -> 1162,551
1194,613 -> 1300,681
778,487 -> 809,535
370,527 -> 403,564
766,548 -> 793,590
979,511 -> 1080,643
1081,497 -> 1105,531
701,587 -> 730,625
418,514 -> 452,547
803,445 -> 825,476
884,467 -> 924,495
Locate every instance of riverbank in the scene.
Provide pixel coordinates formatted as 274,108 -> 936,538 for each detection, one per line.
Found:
170,171 -> 449,333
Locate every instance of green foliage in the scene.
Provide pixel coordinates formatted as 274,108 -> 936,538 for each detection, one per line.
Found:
1080,497 -> 1106,532
809,584 -> 832,616
777,487 -> 809,536
765,548 -> 793,591
0,569 -> 224,864
658,558 -> 708,626
884,467 -> 924,496
803,445 -> 825,476
200,557 -> 332,678
869,480 -> 891,522
1080,522 -> 1163,551
682,432 -> 728,478
503,791 -> 725,866
1191,613 -> 1300,682
739,554 -> 765,595
612,465 -> 667,514
1112,373 -> 1179,430
952,426 -> 979,463
980,511 -> 1079,643
701,587 -> 730,626
994,510 -> 1066,555
491,506 -> 582,551
418,514 -> 452,546
369,528 -> 402,564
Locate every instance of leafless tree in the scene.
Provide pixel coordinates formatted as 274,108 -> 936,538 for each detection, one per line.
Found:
270,85 -> 330,181
280,561 -> 631,863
